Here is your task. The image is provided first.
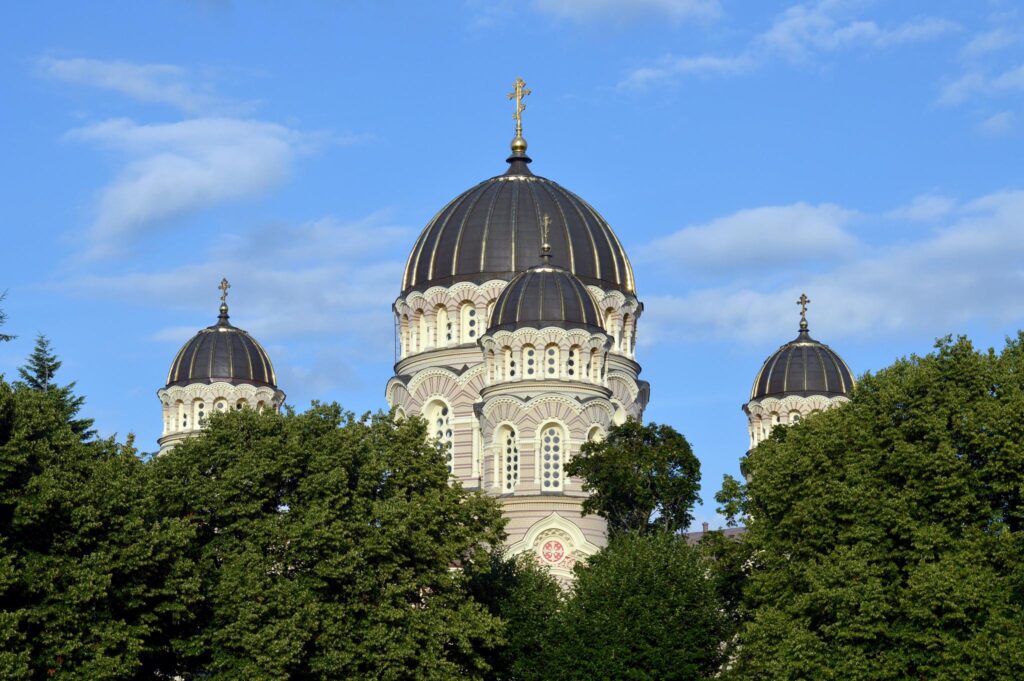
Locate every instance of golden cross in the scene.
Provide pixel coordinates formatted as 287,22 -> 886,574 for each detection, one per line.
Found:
219,278 -> 231,305
507,77 -> 531,138
797,293 -> 810,320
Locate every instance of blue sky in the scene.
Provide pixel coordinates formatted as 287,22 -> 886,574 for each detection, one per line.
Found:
2,0 -> 1023,529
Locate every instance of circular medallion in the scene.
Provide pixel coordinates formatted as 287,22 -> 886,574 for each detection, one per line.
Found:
541,540 -> 565,563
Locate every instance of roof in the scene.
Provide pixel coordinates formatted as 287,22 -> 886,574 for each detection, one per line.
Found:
750,328 -> 854,400
487,261 -> 605,334
166,307 -> 277,389
401,154 -> 635,295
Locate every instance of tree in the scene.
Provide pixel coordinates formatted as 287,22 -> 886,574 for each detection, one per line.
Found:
0,291 -> 12,343
565,419 -> 701,536
149,404 -> 507,679
546,532 -> 726,681
0,377 -> 196,680
727,335 -> 1024,680
466,549 -> 563,681
16,334 -> 94,439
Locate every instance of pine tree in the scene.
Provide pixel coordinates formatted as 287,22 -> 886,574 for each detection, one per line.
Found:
0,291 -> 13,343
17,334 -> 94,439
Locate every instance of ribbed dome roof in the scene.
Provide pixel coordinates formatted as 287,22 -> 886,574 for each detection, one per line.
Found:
166,304 -> 277,389
750,325 -> 854,400
401,154 -> 635,296
487,259 -> 604,334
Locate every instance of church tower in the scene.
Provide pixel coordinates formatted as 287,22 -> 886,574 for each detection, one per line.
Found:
385,81 -> 648,576
743,294 -> 854,450
157,279 -> 285,454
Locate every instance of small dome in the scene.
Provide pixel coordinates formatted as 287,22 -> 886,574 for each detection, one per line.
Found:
166,300 -> 277,389
750,326 -> 854,401
401,153 -> 635,296
487,259 -> 604,334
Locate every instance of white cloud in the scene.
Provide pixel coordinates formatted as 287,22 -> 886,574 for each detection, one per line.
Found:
640,190 -> 1024,345
885,193 -> 955,222
621,1 -> 956,88
66,214 -> 412,391
38,57 -> 244,114
979,110 -> 1016,136
960,28 -> 1020,59
532,0 -> 720,22
640,203 -> 857,274
68,117 -> 308,257
938,63 -> 1024,106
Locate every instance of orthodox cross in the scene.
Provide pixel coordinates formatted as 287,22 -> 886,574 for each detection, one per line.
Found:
219,278 -> 231,305
507,77 -> 531,139
540,214 -> 552,261
796,293 -> 810,328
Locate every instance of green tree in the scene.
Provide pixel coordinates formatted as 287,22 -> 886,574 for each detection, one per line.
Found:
465,549 -> 563,681
565,419 -> 701,536
150,404 -> 507,680
16,334 -> 94,439
0,291 -> 12,343
547,532 -> 726,681
0,378 -> 197,680
727,335 -> 1024,680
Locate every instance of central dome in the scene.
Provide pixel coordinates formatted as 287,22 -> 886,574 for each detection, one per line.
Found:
401,155 -> 635,296
487,261 -> 605,334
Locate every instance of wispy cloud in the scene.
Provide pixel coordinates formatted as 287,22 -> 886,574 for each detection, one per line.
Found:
67,117 -> 310,258
884,193 -> 955,222
38,56 -> 247,114
938,63 -> 1024,106
639,203 -> 857,275
621,1 -> 957,88
959,27 -> 1020,60
532,0 -> 721,23
640,190 -> 1024,345
979,110 -> 1016,136
67,214 -> 411,391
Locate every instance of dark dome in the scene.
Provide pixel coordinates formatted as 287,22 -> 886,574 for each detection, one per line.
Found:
487,260 -> 604,334
402,154 -> 635,296
166,306 -> 277,389
750,327 -> 854,400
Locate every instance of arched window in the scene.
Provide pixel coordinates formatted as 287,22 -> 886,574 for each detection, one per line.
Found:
487,349 -> 496,382
523,345 -> 536,376
178,401 -> 187,429
604,309 -> 617,348
621,313 -> 631,353
194,399 -> 206,427
417,310 -> 428,351
426,400 -> 454,473
790,412 -> 802,424
236,399 -> 248,410
401,314 -> 410,356
504,347 -> 515,379
436,306 -> 450,346
589,348 -> 600,382
460,303 -> 478,343
587,425 -> 604,443
545,344 -> 560,377
500,425 -> 519,492
567,346 -> 580,378
539,423 -> 565,491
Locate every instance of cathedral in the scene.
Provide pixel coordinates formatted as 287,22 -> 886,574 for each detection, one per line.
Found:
155,81 -> 854,579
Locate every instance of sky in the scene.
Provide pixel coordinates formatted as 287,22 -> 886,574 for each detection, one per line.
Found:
2,0 -> 1023,530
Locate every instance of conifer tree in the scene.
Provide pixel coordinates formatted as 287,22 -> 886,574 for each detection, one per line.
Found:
16,334 -> 94,439
0,291 -> 12,343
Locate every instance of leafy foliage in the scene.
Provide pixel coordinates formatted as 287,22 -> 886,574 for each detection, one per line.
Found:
0,378 -> 196,680
546,532 -> 727,681
465,549 -> 563,681
727,334 -> 1024,679
150,404 -> 507,679
16,334 -> 95,440
565,420 -> 701,536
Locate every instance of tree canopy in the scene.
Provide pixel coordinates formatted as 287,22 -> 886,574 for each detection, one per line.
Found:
149,404 -> 508,680
565,420 -> 701,536
0,292 -> 12,343
722,334 -> 1024,680
16,334 -> 94,439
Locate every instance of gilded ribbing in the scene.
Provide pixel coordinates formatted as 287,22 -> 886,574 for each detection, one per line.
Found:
478,178 -> 507,271
450,179 -> 493,277
536,180 -> 577,274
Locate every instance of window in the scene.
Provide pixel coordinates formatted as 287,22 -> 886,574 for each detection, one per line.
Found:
567,346 -> 579,377
587,425 -> 604,443
460,303 -> 477,343
436,306 -> 450,346
426,401 -> 454,473
546,344 -> 559,376
501,426 -> 519,492
417,310 -> 428,351
540,424 -> 565,490
524,345 -> 536,376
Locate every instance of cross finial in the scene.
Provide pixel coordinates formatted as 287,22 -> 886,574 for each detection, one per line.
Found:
218,278 -> 231,321
507,77 -> 531,156
540,214 -> 552,262
796,292 -> 810,331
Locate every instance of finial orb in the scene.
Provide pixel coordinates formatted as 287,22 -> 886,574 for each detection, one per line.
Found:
511,135 -> 528,155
